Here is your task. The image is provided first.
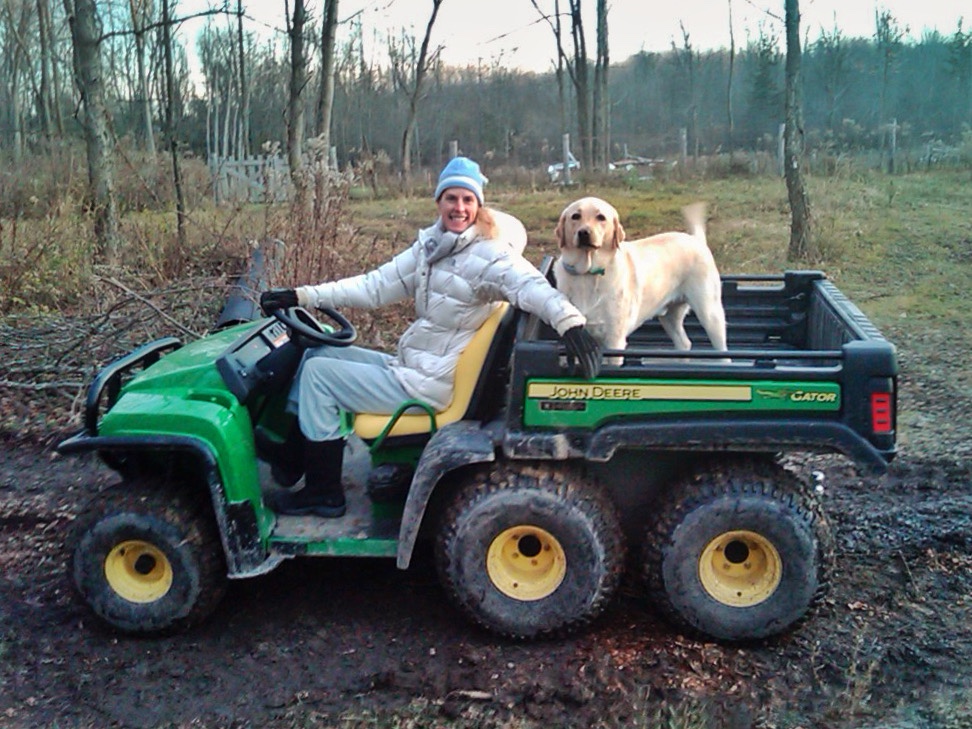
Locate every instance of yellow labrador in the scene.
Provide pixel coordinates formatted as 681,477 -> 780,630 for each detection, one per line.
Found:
553,197 -> 727,356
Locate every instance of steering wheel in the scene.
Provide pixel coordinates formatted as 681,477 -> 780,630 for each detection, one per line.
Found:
272,306 -> 357,348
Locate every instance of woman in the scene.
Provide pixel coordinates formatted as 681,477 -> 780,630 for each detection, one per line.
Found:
259,156 -> 600,518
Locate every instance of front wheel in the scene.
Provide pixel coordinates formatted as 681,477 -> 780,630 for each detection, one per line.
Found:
70,479 -> 228,634
435,464 -> 625,639
643,457 -> 833,642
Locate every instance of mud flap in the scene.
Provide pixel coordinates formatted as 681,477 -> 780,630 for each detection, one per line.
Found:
396,421 -> 498,569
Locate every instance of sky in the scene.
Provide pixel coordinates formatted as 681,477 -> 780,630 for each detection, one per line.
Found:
185,0 -> 968,73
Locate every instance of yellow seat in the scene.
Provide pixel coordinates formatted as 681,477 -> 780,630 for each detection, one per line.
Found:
353,303 -> 510,440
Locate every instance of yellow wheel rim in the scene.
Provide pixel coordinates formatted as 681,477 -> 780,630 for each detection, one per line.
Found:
104,540 -> 174,603
698,530 -> 782,607
486,525 -> 567,601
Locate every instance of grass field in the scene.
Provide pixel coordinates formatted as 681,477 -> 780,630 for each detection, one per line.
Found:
349,168 -> 972,338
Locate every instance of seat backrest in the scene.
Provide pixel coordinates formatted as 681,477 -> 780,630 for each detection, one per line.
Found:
353,302 -> 512,440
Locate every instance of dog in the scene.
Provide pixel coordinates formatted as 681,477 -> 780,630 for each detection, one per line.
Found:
553,197 -> 727,358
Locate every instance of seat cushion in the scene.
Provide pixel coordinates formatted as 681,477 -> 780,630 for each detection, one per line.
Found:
353,303 -> 510,440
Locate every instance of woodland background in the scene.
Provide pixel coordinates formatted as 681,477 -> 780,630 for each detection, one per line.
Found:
2,1 -> 971,190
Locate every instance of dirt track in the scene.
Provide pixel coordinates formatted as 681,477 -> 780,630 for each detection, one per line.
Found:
2,343 -> 972,728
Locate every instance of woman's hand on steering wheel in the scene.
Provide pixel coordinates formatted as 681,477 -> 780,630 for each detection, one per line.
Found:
271,306 -> 357,348
260,289 -> 299,315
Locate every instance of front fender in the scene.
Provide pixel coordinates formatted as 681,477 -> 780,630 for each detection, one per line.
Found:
97,389 -> 261,501
396,421 -> 499,569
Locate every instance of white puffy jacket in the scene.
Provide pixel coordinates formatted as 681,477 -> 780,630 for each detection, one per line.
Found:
296,209 -> 586,410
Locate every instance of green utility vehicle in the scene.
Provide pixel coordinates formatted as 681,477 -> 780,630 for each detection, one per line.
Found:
59,266 -> 897,642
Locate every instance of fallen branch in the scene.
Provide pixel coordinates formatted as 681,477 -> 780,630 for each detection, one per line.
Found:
97,276 -> 202,339
0,380 -> 83,390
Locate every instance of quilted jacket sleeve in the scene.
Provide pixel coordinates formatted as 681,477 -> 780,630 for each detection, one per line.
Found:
296,243 -> 419,311
477,247 -> 586,336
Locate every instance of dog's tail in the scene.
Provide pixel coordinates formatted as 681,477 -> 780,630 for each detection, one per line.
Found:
682,202 -> 707,244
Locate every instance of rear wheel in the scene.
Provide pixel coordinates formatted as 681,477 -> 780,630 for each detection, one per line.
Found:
70,478 -> 228,634
643,457 -> 833,642
436,463 -> 625,639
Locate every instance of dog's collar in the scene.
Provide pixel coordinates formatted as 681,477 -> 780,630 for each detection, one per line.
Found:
562,262 -> 606,276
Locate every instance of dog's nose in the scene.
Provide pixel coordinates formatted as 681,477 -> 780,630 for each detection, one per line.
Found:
577,229 -> 594,248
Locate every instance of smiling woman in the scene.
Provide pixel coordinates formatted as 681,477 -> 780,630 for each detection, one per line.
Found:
253,156 -> 601,518
434,156 -> 485,233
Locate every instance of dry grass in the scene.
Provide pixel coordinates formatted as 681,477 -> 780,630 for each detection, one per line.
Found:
3,163 -> 972,437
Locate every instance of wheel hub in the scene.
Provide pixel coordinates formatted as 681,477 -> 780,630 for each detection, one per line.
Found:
486,525 -> 566,601
698,530 -> 782,607
104,540 -> 174,603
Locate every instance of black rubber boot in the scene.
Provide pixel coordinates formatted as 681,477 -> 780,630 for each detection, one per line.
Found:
254,420 -> 305,487
266,439 -> 346,518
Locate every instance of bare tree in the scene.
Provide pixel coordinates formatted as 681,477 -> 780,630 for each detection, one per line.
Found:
533,0 -> 613,171
531,0 -> 568,139
160,0 -> 187,247
947,19 -> 972,123
784,0 -> 812,260
874,10 -> 904,127
198,22 -> 242,160
592,0 -> 609,167
567,0 -> 591,167
813,22 -> 849,132
389,0 -> 443,181
36,0 -> 61,142
674,23 -> 698,159
314,0 -> 339,160
874,9 -> 904,167
726,0 -> 735,154
2,0 -> 29,161
128,0 -> 156,156
64,0 -> 121,258
236,0 -> 250,156
286,0 -> 311,212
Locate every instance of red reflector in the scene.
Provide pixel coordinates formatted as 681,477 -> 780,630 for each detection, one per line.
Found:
871,393 -> 893,433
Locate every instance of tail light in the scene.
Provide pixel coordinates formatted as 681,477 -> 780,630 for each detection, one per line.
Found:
870,392 -> 893,434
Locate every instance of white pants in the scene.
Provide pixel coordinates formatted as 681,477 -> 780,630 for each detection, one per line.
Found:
289,345 -> 413,441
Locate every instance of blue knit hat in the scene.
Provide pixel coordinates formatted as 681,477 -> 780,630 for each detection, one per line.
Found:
434,157 -> 487,205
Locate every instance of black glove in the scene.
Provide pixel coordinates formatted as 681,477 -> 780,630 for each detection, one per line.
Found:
561,326 -> 602,379
260,288 -> 299,315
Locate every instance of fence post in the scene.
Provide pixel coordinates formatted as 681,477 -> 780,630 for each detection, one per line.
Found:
562,133 -> 572,185
888,118 -> 897,174
449,140 -> 459,159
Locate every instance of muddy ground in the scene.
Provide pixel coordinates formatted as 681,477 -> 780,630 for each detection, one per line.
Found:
1,334 -> 971,728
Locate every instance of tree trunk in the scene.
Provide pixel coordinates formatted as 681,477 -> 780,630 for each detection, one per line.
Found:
554,0 -> 568,136
236,0 -> 250,157
287,0 -> 311,213
46,0 -> 65,137
35,0 -> 55,144
569,0 -> 592,169
592,0 -> 609,169
64,0 -> 121,259
161,0 -> 187,248
129,0 -> 156,157
726,0 -> 735,155
315,0 -> 339,161
784,0 -> 813,261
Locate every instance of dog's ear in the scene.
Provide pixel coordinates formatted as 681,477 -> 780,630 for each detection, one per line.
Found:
554,212 -> 567,248
612,215 -> 626,247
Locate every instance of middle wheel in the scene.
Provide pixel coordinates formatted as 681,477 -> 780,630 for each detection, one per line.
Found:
435,463 -> 625,639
